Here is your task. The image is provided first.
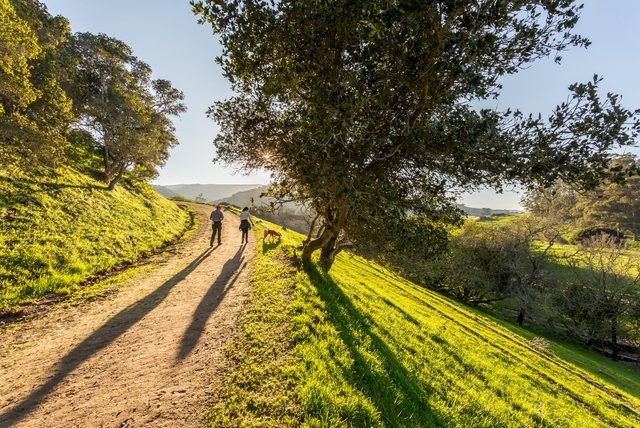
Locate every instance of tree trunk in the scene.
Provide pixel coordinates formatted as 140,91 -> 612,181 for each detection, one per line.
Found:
301,227 -> 335,261
611,321 -> 619,362
516,307 -> 525,326
103,145 -> 112,182
301,208 -> 347,271
303,213 -> 321,245
319,232 -> 340,271
107,163 -> 126,191
634,228 -> 638,241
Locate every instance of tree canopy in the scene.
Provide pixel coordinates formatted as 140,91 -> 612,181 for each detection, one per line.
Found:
1,0 -> 74,165
199,0 -> 638,271
1,2 -> 186,190
69,32 -> 186,189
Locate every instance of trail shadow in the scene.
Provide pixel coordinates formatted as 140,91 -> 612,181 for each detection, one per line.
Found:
0,247 -> 217,425
177,245 -> 247,359
303,262 -> 445,427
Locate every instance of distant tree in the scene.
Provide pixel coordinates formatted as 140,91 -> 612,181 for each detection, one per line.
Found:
581,155 -> 640,240
68,32 -> 186,189
558,235 -> 640,360
1,0 -> 74,166
521,181 -> 582,226
193,0 -> 640,270
481,208 -> 492,217
525,155 -> 640,240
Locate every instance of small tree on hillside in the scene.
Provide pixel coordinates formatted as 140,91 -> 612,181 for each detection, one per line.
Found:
582,155 -> 640,240
193,0 -> 640,270
520,181 -> 582,226
68,33 -> 186,189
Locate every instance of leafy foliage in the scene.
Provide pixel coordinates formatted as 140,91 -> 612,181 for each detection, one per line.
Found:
523,154 -> 640,240
0,0 -> 39,115
572,227 -> 623,244
193,0 -> 640,270
420,216 -> 562,325
557,235 -> 640,360
68,32 -> 187,189
0,0 -> 74,165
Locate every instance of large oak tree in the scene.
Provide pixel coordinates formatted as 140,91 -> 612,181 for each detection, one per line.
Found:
193,0 -> 639,270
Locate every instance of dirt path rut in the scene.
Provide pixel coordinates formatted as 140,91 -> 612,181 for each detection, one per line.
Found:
0,204 -> 254,427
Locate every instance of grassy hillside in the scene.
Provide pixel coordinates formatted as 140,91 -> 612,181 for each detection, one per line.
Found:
209,221 -> 640,427
0,164 -> 191,312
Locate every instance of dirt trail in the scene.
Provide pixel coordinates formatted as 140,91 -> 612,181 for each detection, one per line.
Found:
0,204 -> 254,427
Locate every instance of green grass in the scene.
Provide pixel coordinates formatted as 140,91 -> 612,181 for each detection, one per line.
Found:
206,220 -> 303,427
0,164 -> 191,311
213,221 -> 640,427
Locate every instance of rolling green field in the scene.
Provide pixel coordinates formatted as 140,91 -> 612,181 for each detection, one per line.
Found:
210,221 -> 640,427
0,164 -> 191,312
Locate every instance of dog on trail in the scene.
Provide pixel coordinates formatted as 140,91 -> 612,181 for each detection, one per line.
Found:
263,229 -> 282,242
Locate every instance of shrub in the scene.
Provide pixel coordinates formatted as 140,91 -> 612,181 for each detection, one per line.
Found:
571,227 -> 623,244
557,234 -> 640,360
418,216 -> 562,326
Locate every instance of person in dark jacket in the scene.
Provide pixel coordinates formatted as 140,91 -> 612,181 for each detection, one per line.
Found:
239,206 -> 254,244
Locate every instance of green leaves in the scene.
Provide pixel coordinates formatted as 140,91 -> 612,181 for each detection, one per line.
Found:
195,0 -> 638,269
0,0 -> 74,167
69,32 -> 186,189
0,0 -> 40,111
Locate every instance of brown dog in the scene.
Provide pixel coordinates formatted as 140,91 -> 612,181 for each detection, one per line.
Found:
263,229 -> 282,242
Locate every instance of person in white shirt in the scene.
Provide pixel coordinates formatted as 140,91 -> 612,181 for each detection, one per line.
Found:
210,205 -> 224,246
239,207 -> 254,244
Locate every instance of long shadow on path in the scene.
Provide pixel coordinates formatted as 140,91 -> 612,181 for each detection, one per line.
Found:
177,244 -> 247,360
0,247 -> 217,425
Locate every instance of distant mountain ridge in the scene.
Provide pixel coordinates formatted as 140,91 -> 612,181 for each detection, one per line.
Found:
153,183 -> 522,214
457,205 -> 524,216
152,183 -> 264,202
211,185 -> 271,207
152,185 -> 180,199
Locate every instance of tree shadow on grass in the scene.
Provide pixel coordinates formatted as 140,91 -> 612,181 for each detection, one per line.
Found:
177,245 -> 247,360
0,246 -> 217,426
0,174 -> 106,192
303,262 -> 445,427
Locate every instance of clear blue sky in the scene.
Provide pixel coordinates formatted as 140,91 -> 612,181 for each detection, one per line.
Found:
44,0 -> 640,209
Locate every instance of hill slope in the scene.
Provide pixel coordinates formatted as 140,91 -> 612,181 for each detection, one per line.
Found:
208,221 -> 640,427
211,185 -> 270,207
152,184 -> 180,199
0,165 -> 191,312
